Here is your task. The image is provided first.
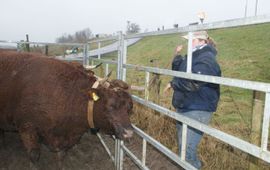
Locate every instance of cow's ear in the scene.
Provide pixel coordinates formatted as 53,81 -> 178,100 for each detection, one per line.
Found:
88,89 -> 100,101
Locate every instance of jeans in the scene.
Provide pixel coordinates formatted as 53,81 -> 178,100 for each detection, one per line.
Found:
176,109 -> 212,169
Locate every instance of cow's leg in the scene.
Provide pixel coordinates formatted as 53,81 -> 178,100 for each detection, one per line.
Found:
29,161 -> 38,170
0,129 -> 5,147
18,122 -> 40,163
55,150 -> 66,170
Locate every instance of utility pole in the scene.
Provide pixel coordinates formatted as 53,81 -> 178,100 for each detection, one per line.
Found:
126,20 -> 130,34
255,0 -> 259,16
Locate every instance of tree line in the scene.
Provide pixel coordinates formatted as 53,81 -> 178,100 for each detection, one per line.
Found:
56,28 -> 93,43
55,22 -> 140,43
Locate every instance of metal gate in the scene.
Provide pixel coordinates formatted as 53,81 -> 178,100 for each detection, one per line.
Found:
86,14 -> 270,170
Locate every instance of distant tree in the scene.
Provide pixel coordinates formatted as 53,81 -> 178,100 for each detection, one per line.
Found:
74,28 -> 92,43
126,22 -> 140,34
56,28 -> 93,43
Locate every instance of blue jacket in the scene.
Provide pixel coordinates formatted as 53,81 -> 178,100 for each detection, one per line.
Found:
171,44 -> 221,112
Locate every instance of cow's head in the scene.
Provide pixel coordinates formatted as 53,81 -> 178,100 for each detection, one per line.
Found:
88,86 -> 133,140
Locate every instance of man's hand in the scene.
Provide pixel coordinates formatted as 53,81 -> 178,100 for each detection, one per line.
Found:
163,83 -> 172,96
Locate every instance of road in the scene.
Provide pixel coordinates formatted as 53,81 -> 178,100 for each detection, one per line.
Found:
56,38 -> 141,61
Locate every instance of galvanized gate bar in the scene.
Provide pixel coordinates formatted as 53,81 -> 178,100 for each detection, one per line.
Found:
98,42 -> 101,59
261,93 -> 270,150
88,36 -> 118,44
91,58 -> 118,65
181,124 -> 188,161
132,95 -> 270,163
119,140 -> 124,170
105,63 -> 109,77
132,125 -> 197,170
96,133 -> 115,162
124,64 -> 270,92
122,39 -> 127,81
125,14 -> 270,39
0,40 -> 85,46
142,139 -> 147,166
116,31 -> 125,170
117,32 -> 124,80
83,44 -> 89,66
145,72 -> 150,101
121,144 -> 150,170
186,32 -> 193,73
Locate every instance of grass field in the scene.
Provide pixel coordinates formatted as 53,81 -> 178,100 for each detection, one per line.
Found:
99,23 -> 270,169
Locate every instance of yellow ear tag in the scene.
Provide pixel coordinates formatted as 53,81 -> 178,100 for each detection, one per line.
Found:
92,92 -> 100,101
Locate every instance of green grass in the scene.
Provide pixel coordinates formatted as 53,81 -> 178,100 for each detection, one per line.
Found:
128,24 -> 270,81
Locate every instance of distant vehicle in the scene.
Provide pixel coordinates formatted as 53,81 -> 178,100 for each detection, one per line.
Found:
65,47 -> 79,55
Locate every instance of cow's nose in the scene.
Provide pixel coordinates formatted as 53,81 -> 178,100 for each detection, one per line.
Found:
123,129 -> 133,139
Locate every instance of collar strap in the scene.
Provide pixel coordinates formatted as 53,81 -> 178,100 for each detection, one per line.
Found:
87,100 -> 95,128
87,79 -> 100,129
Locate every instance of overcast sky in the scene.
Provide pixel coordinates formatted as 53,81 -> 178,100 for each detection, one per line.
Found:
1,0 -> 270,42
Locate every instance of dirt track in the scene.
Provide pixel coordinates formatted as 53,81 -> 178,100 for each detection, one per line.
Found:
0,132 -> 181,170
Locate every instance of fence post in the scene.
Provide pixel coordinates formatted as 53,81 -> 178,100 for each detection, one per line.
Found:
115,31 -> 124,170
117,31 -> 124,80
249,91 -> 265,169
26,34 -> 30,52
186,32 -> 193,73
105,63 -> 109,77
148,59 -> 161,105
117,31 -> 123,80
99,64 -> 104,77
83,44 -> 89,66
260,92 -> 269,151
251,91 -> 264,143
115,139 -> 124,170
45,45 -> 49,56
249,91 -> 267,170
148,60 -> 162,117
122,39 -> 127,81
145,72 -> 150,101
98,42 -> 101,59
16,42 -> 21,52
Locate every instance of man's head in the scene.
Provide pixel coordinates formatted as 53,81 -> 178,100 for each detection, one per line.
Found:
182,31 -> 209,48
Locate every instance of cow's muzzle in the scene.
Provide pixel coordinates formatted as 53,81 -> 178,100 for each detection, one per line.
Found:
114,124 -> 133,140
123,129 -> 133,139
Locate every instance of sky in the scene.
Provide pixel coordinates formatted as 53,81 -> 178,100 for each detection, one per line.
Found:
1,0 -> 270,42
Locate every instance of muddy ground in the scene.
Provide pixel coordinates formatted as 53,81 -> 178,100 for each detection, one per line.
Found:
0,131 -> 181,170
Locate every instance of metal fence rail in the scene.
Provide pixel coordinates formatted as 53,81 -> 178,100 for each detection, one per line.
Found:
125,64 -> 270,92
0,40 -> 85,46
132,95 -> 270,163
88,58 -> 270,167
124,14 -> 270,39
131,125 -> 196,170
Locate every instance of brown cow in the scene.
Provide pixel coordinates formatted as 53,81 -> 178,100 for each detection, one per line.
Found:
0,51 -> 133,162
